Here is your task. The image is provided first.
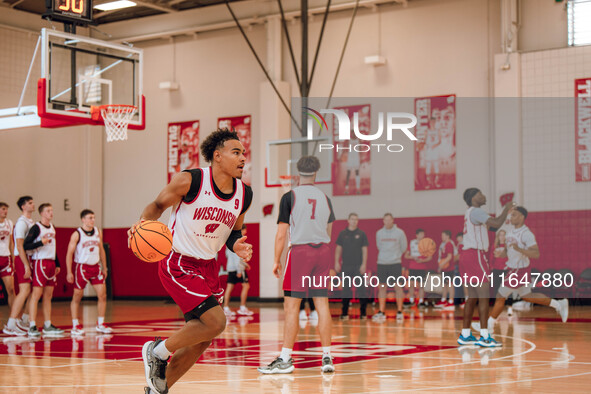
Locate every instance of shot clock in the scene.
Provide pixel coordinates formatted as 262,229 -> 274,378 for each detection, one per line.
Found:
44,0 -> 94,25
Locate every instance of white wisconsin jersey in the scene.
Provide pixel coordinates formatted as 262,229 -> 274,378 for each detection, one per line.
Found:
74,227 -> 101,265
13,215 -> 34,256
409,239 -> 421,258
506,225 -> 537,269
0,219 -> 12,256
169,167 -> 245,259
289,185 -> 331,245
462,207 -> 489,251
31,223 -> 56,260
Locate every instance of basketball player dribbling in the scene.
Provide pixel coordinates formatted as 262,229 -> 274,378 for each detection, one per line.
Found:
457,188 -> 514,348
258,156 -> 336,374
128,129 -> 253,394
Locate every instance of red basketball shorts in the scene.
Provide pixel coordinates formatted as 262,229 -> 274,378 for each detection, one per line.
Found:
283,243 -> 331,294
32,259 -> 57,287
158,251 -> 223,314
0,256 -> 13,278
73,262 -> 105,290
14,255 -> 32,285
459,249 -> 490,285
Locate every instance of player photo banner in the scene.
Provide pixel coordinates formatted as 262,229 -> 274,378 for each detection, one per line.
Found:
575,78 -> 591,182
414,95 -> 456,191
167,120 -> 200,183
332,104 -> 372,196
218,115 -> 252,186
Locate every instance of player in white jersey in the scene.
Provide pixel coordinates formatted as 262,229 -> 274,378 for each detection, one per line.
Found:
23,203 -> 64,337
483,207 -> 568,330
2,196 -> 35,336
258,156 -> 336,375
457,188 -> 514,348
66,209 -> 112,336
0,202 -> 15,309
129,129 -> 253,394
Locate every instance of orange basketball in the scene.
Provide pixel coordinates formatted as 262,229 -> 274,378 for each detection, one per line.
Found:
130,220 -> 173,262
418,237 -> 437,258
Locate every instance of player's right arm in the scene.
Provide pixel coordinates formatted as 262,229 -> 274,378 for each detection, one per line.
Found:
484,202 -> 516,230
127,172 -> 192,245
273,222 -> 289,278
66,231 -> 79,284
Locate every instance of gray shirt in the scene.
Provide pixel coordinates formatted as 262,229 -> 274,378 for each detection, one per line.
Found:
376,225 -> 408,265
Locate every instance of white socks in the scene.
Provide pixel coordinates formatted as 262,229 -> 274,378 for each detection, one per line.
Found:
98,317 -> 105,326
410,298 -> 414,303
7,318 -> 16,329
550,299 -> 560,310
72,319 -> 79,327
480,329 -> 489,339
153,340 -> 172,361
280,347 -> 292,362
22,314 -> 29,324
461,328 -> 471,337
488,316 -> 496,327
30,321 -> 36,328
322,347 -> 331,359
44,320 -> 51,328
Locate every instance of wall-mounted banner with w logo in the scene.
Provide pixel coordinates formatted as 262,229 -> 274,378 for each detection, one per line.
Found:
218,115 -> 252,186
331,104 -> 372,196
414,95 -> 456,191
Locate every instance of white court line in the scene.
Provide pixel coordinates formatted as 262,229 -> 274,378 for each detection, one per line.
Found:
361,371 -> 591,393
0,356 -> 142,369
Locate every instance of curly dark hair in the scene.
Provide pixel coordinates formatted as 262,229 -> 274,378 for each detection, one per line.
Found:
200,128 -> 240,162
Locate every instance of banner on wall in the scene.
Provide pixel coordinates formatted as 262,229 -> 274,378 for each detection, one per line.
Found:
575,78 -> 591,182
414,95 -> 456,191
167,120 -> 200,183
332,104 -> 372,196
218,115 -> 252,185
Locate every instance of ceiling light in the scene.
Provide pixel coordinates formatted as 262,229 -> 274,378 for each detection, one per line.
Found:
94,1 -> 137,11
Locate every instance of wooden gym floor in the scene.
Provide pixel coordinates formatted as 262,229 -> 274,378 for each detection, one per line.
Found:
1,300 -> 591,393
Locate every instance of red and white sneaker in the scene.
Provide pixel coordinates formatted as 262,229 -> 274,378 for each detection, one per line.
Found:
237,307 -> 254,316
434,301 -> 447,309
16,319 -> 29,332
95,324 -> 113,334
2,325 -> 27,336
71,325 -> 85,336
443,301 -> 455,311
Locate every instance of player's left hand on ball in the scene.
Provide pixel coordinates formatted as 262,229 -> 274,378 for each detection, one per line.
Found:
127,219 -> 146,248
233,236 -> 253,262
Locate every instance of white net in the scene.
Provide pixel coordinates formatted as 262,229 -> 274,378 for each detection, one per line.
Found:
101,105 -> 137,142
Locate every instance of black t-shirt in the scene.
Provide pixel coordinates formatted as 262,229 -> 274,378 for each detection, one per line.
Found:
336,228 -> 368,268
182,168 -> 253,215
276,190 -> 336,224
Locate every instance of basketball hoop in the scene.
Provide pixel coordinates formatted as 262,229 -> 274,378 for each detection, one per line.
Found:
91,104 -> 137,142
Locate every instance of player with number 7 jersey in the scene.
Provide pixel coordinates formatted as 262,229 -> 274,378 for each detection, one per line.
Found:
258,156 -> 336,376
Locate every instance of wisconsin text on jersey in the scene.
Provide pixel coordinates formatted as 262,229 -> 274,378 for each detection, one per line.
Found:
193,207 -> 238,229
